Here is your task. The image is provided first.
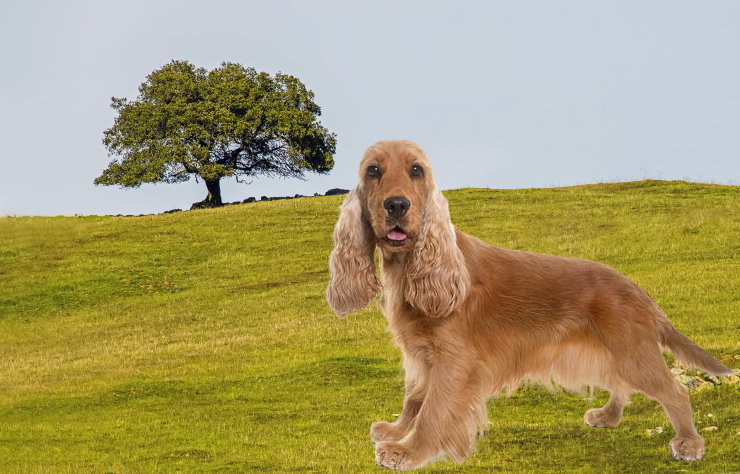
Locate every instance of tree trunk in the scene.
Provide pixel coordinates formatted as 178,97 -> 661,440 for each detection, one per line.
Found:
190,178 -> 223,209
204,178 -> 223,205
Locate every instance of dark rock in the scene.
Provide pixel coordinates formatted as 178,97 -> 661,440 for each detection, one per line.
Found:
243,197 -> 256,203
260,196 -> 270,201
190,200 -> 223,210
294,194 -> 305,198
163,209 -> 182,214
325,188 -> 349,196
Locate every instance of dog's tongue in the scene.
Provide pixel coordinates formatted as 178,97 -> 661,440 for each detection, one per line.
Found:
387,229 -> 407,241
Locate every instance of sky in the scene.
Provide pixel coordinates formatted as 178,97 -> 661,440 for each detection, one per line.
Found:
1,1 -> 738,216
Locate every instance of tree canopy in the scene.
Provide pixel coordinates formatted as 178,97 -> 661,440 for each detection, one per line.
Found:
95,60 -> 336,207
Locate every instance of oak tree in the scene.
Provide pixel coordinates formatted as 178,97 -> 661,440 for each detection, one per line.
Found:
96,60 -> 336,208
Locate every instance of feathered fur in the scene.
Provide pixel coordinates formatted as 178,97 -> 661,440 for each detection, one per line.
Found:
326,188 -> 380,317
325,140 -> 732,470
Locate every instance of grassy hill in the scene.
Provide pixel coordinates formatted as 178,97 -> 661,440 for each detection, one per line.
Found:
0,180 -> 737,472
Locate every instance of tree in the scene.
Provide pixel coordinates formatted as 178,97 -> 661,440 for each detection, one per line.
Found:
95,60 -> 336,208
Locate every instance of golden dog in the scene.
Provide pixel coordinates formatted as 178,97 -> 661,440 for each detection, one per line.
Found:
326,140 -> 731,470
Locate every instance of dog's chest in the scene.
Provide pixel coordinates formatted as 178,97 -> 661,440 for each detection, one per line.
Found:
382,290 -> 441,356
378,262 -> 409,313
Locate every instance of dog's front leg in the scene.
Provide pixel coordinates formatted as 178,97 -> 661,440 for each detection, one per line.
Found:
374,354 -> 486,470
371,352 -> 428,444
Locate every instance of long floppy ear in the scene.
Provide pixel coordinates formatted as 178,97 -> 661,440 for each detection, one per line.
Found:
326,188 -> 380,317
405,188 -> 470,317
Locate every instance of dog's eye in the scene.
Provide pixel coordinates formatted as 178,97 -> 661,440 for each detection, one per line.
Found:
366,165 -> 381,178
410,164 -> 424,178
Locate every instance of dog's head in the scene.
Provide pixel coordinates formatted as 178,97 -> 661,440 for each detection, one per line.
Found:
358,140 -> 432,253
326,140 -> 469,318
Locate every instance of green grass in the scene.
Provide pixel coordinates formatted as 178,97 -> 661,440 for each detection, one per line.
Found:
0,180 -> 737,472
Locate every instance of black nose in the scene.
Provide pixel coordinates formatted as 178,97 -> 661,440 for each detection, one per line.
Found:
384,196 -> 410,218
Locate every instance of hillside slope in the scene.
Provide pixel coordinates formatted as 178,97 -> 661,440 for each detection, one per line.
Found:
0,180 -> 738,472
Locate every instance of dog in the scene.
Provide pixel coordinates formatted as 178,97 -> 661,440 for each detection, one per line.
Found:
325,140 -> 732,470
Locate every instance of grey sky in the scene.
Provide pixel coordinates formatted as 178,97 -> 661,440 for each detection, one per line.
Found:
1,1 -> 738,216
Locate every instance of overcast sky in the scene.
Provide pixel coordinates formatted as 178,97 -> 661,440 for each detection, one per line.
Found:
1,1 -> 738,216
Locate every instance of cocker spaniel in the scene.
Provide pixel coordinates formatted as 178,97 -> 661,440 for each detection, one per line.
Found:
326,140 -> 731,470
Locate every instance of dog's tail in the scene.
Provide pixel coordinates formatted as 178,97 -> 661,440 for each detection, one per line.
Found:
656,312 -> 733,376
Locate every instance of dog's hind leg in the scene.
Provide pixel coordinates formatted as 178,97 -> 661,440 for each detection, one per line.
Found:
638,371 -> 704,460
615,341 -> 704,460
584,388 -> 628,428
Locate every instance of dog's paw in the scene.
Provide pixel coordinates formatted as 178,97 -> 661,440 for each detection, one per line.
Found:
375,441 -> 424,471
669,436 -> 704,461
583,407 -> 621,428
370,421 -> 405,444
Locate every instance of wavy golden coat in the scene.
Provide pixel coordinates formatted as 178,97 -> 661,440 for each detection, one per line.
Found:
326,140 -> 731,470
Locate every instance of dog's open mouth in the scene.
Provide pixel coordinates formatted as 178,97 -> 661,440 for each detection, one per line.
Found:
385,226 -> 408,246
